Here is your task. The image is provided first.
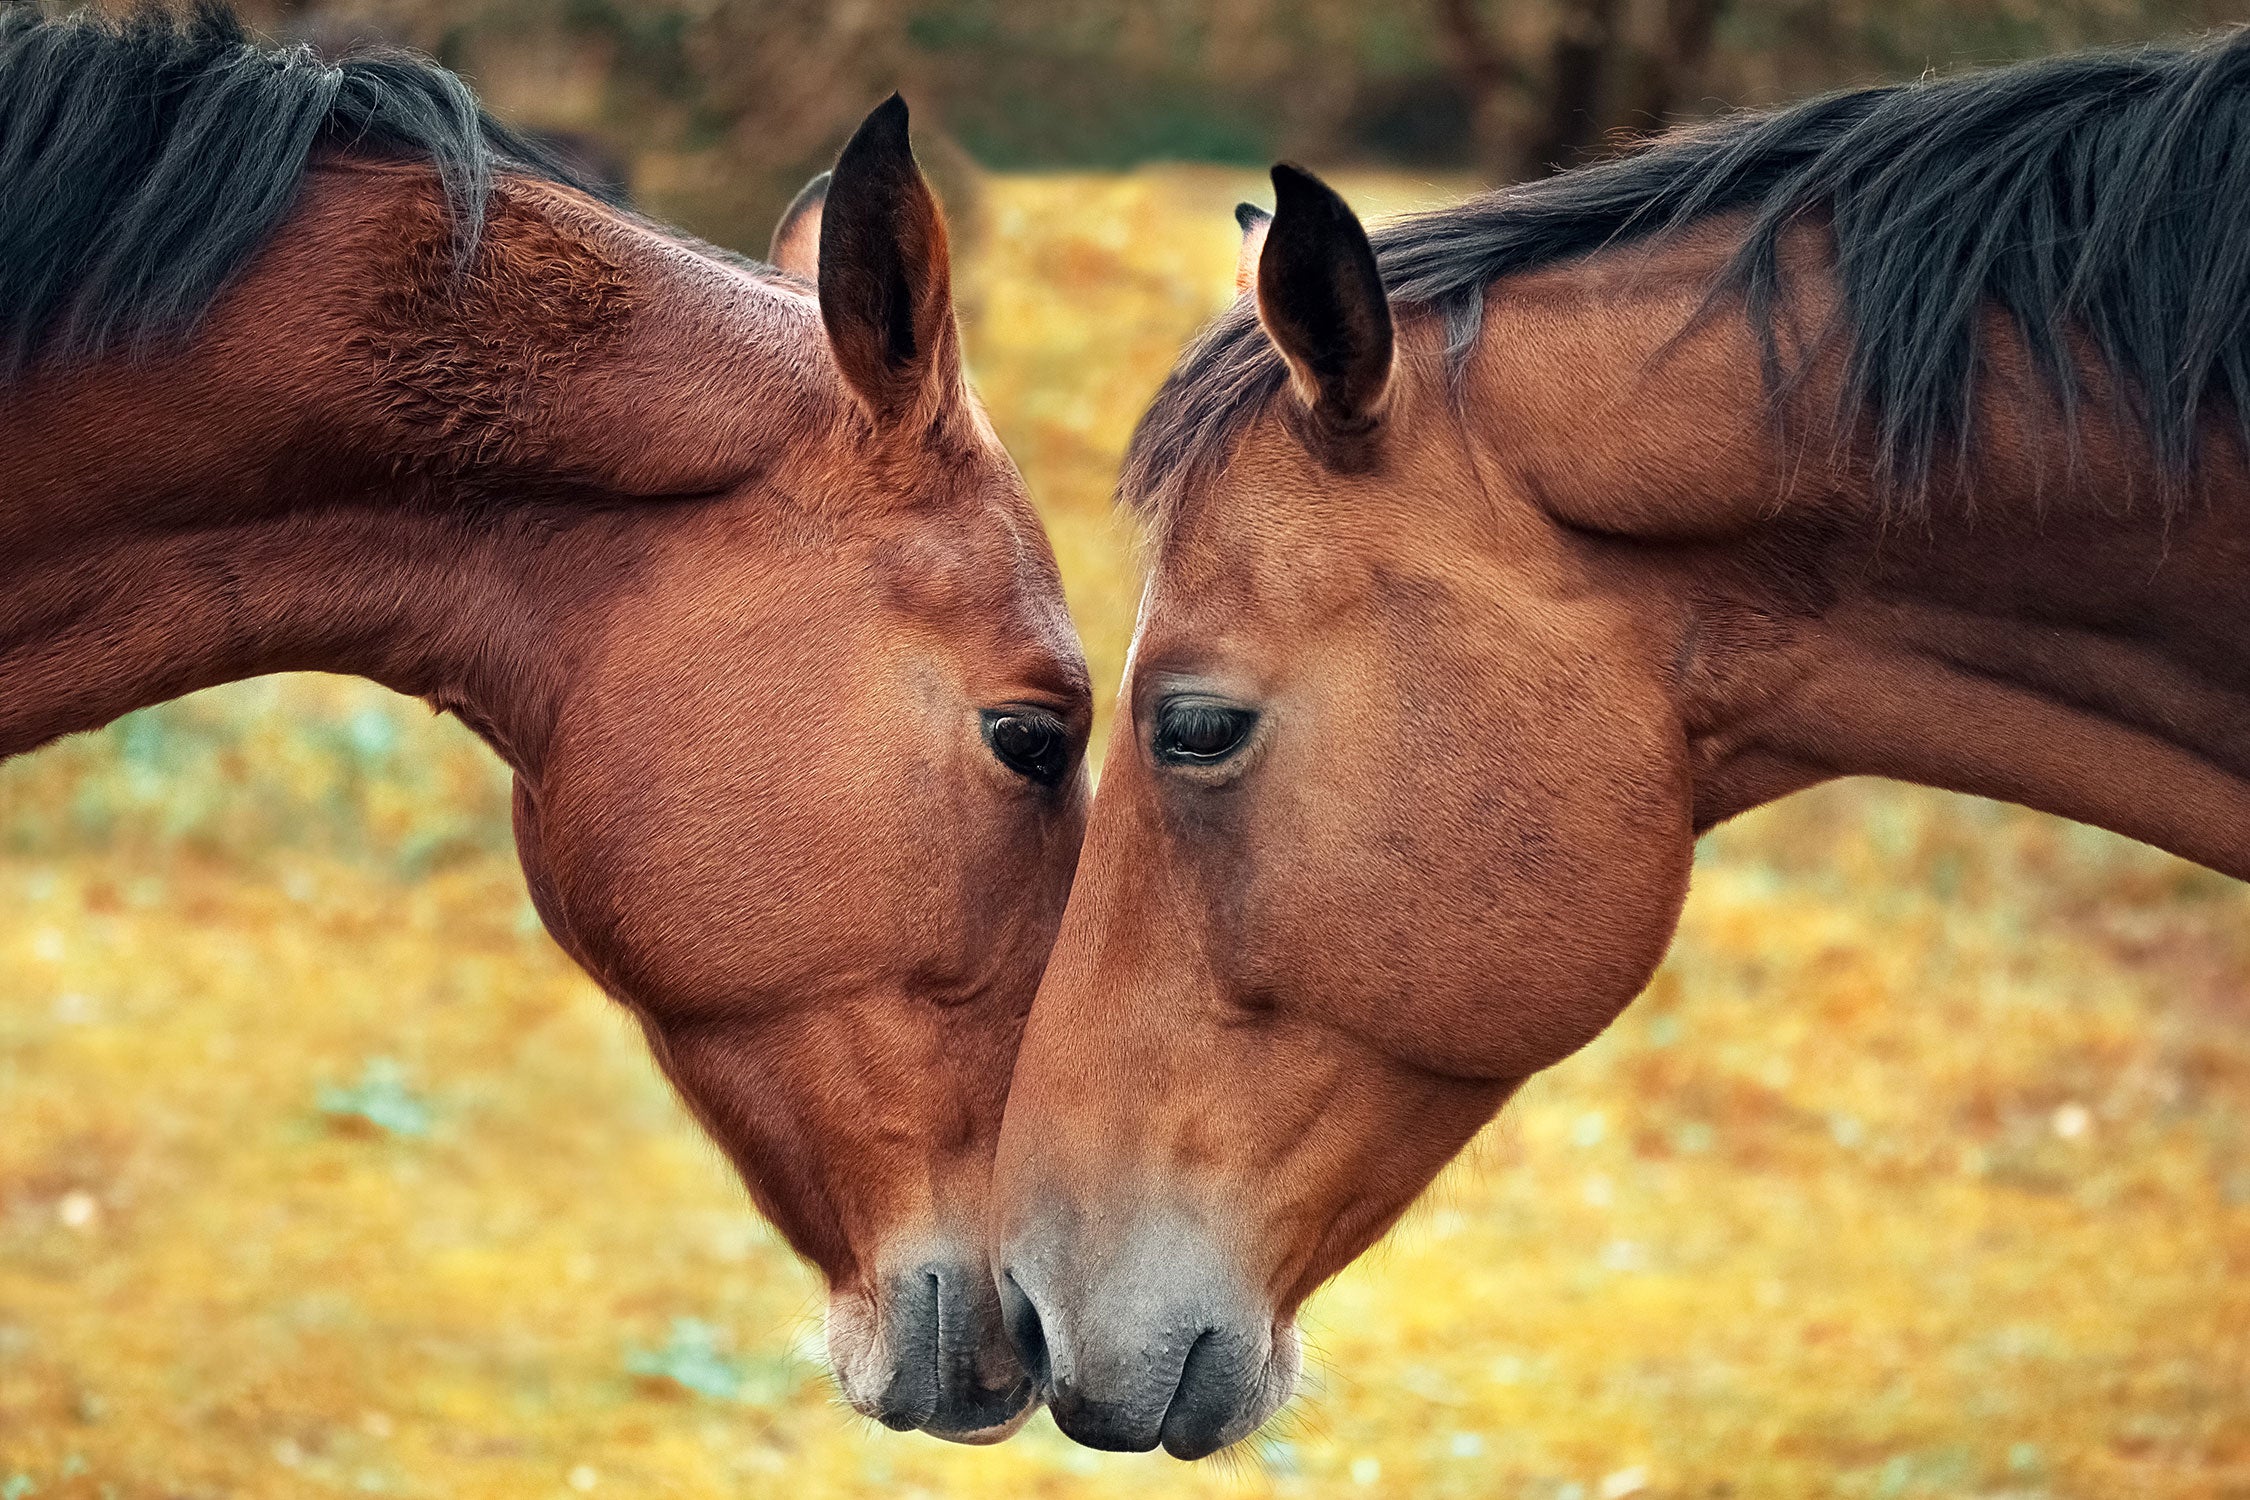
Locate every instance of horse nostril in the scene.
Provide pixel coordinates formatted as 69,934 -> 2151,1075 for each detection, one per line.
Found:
926,1265 -> 945,1362
997,1269 -> 1051,1392
1159,1326 -> 1238,1458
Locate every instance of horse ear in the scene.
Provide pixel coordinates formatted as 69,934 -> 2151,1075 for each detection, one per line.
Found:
1233,201 -> 1271,295
1256,164 -> 1392,428
818,94 -> 961,423
768,170 -> 829,280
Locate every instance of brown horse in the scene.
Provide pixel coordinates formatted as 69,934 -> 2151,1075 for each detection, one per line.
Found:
993,32 -> 2250,1456
0,10 -> 1087,1441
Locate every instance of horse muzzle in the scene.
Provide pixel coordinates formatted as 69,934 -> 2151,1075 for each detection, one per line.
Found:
998,1214 -> 1301,1458
826,1249 -> 1039,1443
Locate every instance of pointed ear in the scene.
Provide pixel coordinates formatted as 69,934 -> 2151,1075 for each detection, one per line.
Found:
1256,164 -> 1393,428
818,94 -> 961,423
1233,201 -> 1271,295
768,170 -> 829,280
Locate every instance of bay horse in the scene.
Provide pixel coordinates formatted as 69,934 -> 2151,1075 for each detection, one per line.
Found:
993,31 -> 2250,1457
0,8 -> 1089,1442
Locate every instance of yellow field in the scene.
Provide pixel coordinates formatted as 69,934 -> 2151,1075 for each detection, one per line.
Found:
4,169 -> 2248,1499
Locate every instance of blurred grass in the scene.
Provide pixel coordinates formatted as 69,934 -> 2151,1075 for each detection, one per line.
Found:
2,169 -> 2248,1498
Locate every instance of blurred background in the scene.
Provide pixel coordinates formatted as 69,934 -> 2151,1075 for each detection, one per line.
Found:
4,1 -> 2250,1496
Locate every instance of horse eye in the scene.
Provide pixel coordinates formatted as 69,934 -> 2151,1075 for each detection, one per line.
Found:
1154,700 -> 1257,765
982,710 -> 1070,786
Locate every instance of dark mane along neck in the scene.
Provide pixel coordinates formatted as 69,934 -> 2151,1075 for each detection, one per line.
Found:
0,153 -> 838,767
0,7 -> 854,774
1127,25 -> 2250,529
0,3 -> 605,382
1454,207 -> 2250,884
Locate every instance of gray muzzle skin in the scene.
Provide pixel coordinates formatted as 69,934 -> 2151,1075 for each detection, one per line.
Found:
998,1216 -> 1301,1459
827,1248 -> 1038,1443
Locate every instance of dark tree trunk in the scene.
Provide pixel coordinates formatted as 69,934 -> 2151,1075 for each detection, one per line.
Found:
1434,0 -> 1731,184
1527,0 -> 1622,176
1434,0 -> 1532,178
1618,0 -> 1728,129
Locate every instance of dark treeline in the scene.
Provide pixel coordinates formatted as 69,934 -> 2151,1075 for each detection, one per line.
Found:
227,0 -> 2238,251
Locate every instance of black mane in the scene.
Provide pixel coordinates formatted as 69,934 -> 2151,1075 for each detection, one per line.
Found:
0,2 -> 610,380
1125,28 -> 2250,520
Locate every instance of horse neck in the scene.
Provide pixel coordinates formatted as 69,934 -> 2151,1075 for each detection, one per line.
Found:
1466,243 -> 2250,879
0,166 -> 820,773
0,372 -> 613,771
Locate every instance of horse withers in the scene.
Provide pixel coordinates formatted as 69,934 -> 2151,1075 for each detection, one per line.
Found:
0,10 -> 1085,1441
993,35 -> 2250,1456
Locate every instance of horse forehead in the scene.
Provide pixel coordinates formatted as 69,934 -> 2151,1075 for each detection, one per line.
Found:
1142,427 -> 1558,644
1147,478 -> 1433,628
870,495 -> 1075,644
